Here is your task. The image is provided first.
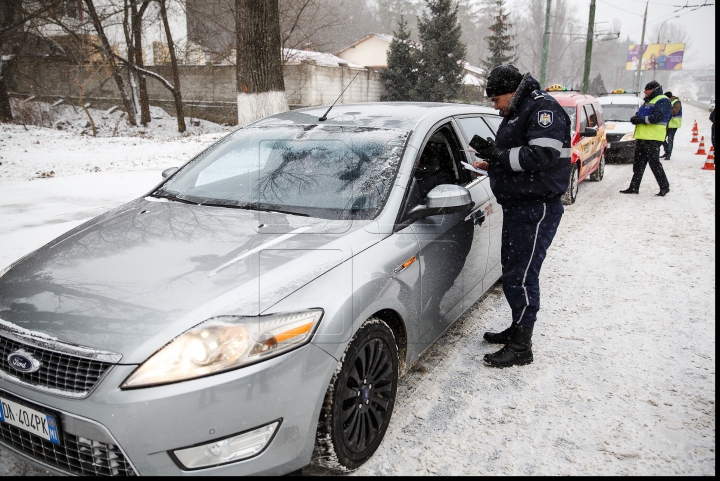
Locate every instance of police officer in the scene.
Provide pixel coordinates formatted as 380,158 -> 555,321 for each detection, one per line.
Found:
470,65 -> 571,368
662,91 -> 682,160
620,80 -> 671,196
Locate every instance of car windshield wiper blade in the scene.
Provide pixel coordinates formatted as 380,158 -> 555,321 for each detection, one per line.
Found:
201,202 -> 310,217
151,192 -> 199,205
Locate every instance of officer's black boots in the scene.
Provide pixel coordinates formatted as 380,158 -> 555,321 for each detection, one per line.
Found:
484,325 -> 534,368
656,187 -> 670,197
619,187 -> 639,194
483,324 -> 515,344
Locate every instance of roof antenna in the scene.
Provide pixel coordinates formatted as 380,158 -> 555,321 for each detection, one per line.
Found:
319,72 -> 360,121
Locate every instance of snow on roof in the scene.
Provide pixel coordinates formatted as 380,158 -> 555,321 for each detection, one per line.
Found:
462,62 -> 484,77
462,73 -> 483,86
283,48 -> 363,68
335,33 -> 396,55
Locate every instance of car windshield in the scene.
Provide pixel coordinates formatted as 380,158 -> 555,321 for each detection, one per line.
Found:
601,104 -> 639,122
563,107 -> 576,131
153,125 -> 409,220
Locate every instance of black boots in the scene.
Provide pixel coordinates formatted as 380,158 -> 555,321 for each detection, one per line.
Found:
619,187 -> 639,194
484,325 -> 534,368
483,324 -> 515,344
656,187 -> 670,197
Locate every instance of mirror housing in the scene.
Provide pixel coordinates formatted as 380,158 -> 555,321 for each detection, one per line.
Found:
581,127 -> 598,137
407,184 -> 474,220
162,167 -> 179,179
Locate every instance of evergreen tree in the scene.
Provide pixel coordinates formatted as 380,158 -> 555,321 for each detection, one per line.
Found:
381,17 -> 420,101
415,0 -> 467,102
481,0 -> 516,73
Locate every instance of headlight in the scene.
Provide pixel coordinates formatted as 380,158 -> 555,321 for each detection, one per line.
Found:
121,309 -> 323,388
620,133 -> 634,141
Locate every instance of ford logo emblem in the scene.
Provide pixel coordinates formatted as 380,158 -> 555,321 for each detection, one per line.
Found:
7,350 -> 41,374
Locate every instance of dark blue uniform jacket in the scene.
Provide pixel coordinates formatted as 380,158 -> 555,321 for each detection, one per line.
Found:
636,86 -> 672,125
489,74 -> 572,207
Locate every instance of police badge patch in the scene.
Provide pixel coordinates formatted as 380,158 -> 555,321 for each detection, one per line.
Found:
538,110 -> 553,128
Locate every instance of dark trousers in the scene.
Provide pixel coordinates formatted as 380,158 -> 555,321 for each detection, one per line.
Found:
629,140 -> 670,191
501,200 -> 563,327
663,128 -> 677,157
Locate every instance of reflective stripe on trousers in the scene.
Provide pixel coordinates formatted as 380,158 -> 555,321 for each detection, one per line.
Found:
500,200 -> 564,327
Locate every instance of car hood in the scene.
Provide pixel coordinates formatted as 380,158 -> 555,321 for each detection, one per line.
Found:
0,198 -> 379,363
605,121 -> 635,135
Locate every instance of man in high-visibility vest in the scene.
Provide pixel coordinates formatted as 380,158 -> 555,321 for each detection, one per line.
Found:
662,91 -> 682,160
620,80 -> 672,197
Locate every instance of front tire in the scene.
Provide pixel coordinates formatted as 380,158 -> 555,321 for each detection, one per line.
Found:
313,318 -> 399,472
561,162 -> 579,205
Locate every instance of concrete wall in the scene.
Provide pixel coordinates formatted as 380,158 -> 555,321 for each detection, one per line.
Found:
12,58 -> 384,125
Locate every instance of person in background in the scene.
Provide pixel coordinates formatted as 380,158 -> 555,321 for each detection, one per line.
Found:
662,91 -> 682,160
657,49 -> 668,70
620,80 -> 672,196
470,65 -> 571,368
710,107 -> 715,150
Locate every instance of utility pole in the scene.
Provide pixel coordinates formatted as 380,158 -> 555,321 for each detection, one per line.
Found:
539,0 -> 552,88
634,1 -> 649,95
581,0 -> 596,93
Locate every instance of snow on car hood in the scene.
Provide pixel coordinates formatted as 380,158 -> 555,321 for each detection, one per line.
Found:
0,198 -> 378,363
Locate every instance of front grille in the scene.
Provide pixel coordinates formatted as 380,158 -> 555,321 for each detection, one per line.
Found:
606,133 -> 626,142
0,418 -> 136,476
0,335 -> 112,395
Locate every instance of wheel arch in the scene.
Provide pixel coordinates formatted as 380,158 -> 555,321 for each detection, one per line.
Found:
368,308 -> 408,374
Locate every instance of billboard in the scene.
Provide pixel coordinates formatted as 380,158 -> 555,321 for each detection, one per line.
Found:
626,43 -> 685,71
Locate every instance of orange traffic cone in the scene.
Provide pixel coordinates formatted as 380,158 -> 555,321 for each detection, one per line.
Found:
702,145 -> 715,170
695,136 -> 707,155
691,121 -> 699,142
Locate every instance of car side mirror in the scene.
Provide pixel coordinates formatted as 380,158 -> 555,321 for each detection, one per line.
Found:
162,167 -> 179,179
581,127 -> 598,137
407,184 -> 474,219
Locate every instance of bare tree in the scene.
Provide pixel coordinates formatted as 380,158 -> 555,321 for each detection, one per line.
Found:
0,0 -> 24,121
158,0 -> 185,132
83,0 -> 138,125
235,0 -> 287,126
122,0 -> 152,125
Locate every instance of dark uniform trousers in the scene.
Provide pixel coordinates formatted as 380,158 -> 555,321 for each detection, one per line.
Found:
663,128 -> 677,157
501,200 -> 564,327
629,139 -> 670,191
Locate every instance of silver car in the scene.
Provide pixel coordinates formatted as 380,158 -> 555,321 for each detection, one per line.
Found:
0,103 -> 503,475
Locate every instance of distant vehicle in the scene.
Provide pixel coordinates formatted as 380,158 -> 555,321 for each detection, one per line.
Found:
547,91 -> 607,205
597,93 -> 644,163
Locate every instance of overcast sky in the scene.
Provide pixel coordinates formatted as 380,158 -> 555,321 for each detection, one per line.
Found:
572,0 -> 716,69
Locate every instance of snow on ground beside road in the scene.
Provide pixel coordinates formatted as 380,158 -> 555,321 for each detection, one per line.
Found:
0,105 -> 715,476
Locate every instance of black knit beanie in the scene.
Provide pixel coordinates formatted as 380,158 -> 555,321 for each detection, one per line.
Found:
644,80 -> 661,91
486,65 -> 524,97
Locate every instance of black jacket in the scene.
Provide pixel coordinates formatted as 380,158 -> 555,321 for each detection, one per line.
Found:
489,74 -> 572,207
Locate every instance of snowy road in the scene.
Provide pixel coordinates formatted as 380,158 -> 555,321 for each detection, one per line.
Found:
0,105 -> 715,476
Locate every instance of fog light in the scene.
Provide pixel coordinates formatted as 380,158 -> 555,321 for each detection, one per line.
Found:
172,421 -> 280,469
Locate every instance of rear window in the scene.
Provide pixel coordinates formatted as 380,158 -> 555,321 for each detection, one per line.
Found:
592,103 -> 604,125
584,105 -> 598,128
601,104 -> 640,122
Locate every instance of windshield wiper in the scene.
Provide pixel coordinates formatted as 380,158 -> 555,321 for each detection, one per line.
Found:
151,192 -> 199,205
201,202 -> 310,217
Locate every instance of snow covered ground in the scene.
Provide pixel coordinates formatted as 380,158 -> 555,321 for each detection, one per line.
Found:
0,105 -> 715,476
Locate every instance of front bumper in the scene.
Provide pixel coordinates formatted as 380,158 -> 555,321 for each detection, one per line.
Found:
606,140 -> 636,160
0,343 -> 337,475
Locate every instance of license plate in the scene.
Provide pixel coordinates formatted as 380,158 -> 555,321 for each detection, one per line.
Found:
0,395 -> 61,445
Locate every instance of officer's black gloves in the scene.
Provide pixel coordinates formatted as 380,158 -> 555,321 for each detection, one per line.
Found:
630,116 -> 641,125
470,135 -> 502,163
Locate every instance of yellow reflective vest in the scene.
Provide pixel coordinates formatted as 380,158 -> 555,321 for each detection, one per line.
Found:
668,98 -> 682,129
634,95 -> 670,141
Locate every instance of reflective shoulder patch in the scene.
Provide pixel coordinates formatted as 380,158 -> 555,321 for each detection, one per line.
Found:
532,90 -> 545,99
537,110 -> 554,128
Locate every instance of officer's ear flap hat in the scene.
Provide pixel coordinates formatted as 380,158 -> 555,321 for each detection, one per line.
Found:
644,80 -> 661,91
486,65 -> 524,98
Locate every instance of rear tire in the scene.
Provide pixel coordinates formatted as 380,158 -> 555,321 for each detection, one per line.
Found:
561,162 -> 579,205
312,318 -> 399,472
590,151 -> 605,181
